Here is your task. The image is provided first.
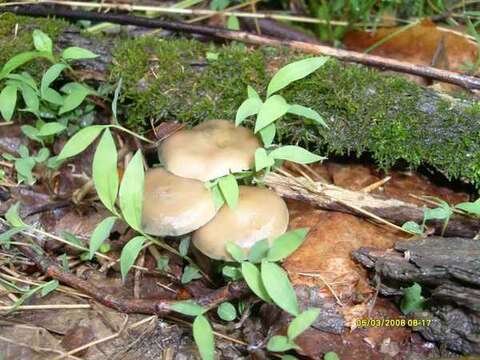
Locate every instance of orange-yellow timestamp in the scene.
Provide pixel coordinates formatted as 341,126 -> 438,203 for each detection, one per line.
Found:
356,318 -> 432,328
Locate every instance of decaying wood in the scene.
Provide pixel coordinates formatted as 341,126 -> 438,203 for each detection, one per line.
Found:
5,4 -> 480,90
352,237 -> 480,354
15,243 -> 250,315
264,172 -> 480,238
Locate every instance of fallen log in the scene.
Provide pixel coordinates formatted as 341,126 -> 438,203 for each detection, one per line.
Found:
1,14 -> 480,187
264,172 -> 480,238
353,237 -> 480,354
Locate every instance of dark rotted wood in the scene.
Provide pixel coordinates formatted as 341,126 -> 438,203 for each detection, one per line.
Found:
352,237 -> 480,354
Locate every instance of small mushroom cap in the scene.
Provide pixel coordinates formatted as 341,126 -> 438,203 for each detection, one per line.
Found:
192,186 -> 289,260
158,120 -> 261,181
142,168 -> 217,237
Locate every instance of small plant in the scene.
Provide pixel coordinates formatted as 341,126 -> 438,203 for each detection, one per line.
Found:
455,197 -> 480,217
401,197 -> 453,236
400,282 -> 425,315
2,145 -> 49,185
208,57 -> 329,209
0,29 -> 97,122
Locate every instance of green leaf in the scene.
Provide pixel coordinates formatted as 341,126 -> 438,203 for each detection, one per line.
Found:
226,15 -> 240,30
179,237 -> 190,257
288,104 -> 327,127
241,262 -> 271,303
62,47 -> 98,61
171,300 -> 206,316
456,199 -> 480,216
112,78 -> 122,124
206,52 -> 219,61
401,221 -> 424,235
254,95 -> 289,133
281,355 -> 299,360
261,260 -> 299,315
40,279 -> 59,297
235,97 -> 262,126
193,315 -> 215,360
119,150 -> 144,232
61,231 -> 84,249
259,123 -> 276,147
89,216 -> 117,260
267,228 -> 308,262
38,122 -> 66,137
42,88 -> 64,106
18,83 -> 39,113
0,227 -> 26,246
267,57 -> 329,97
247,85 -> 260,99
287,308 -> 320,340
120,236 -> 146,281
0,85 -> 17,121
255,148 -> 275,172
34,148 -> 50,163
222,265 -> 242,280
20,125 -> 40,142
266,335 -> 298,352
226,241 -> 247,262
6,73 -> 37,90
181,265 -> 203,284
400,283 -> 425,315
0,51 -> 47,79
5,203 -> 26,228
218,174 -> 239,209
217,302 -> 237,321
57,125 -> 105,160
423,206 -> 452,221
324,352 -> 340,360
248,239 -> 269,263
15,157 -> 36,184
269,145 -> 325,164
40,63 -> 67,96
210,183 -> 225,210
92,129 -> 119,213
32,30 -> 52,53
156,255 -> 170,271
59,85 -> 90,114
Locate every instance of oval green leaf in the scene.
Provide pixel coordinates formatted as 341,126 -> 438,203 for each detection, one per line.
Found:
267,228 -> 308,262
32,30 -> 52,53
119,150 -> 145,232
89,216 -> 117,260
261,260 -> 299,315
254,95 -> 289,133
287,308 -> 320,340
59,85 -> 90,114
62,47 -> 98,61
248,238 -> 269,263
92,129 -> 119,213
120,235 -> 145,280
288,104 -> 327,127
0,85 -> 17,121
193,315 -> 215,360
57,125 -> 105,160
266,335 -> 298,352
254,148 -> 274,172
218,174 -> 239,209
217,302 -> 237,321
235,97 -> 262,126
241,262 -> 271,303
40,64 -> 67,97
171,300 -> 206,316
226,241 -> 247,262
267,57 -> 329,97
269,145 -> 325,164
259,123 -> 276,147
38,122 -> 66,137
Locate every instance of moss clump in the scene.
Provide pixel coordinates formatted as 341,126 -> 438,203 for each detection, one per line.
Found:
111,37 -> 480,186
0,14 -> 68,67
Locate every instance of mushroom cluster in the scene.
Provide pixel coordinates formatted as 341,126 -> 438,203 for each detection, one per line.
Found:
142,120 -> 289,261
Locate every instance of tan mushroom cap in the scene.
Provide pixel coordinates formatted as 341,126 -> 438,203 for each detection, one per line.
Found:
192,186 -> 289,260
158,120 -> 261,181
142,167 -> 217,237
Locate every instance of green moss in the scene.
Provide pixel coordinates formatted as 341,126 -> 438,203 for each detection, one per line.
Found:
0,14 -> 68,75
111,36 -> 480,186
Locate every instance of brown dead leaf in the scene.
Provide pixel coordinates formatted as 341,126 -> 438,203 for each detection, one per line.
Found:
344,19 -> 478,88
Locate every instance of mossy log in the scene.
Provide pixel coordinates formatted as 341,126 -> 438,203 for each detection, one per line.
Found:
2,14 -> 480,187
